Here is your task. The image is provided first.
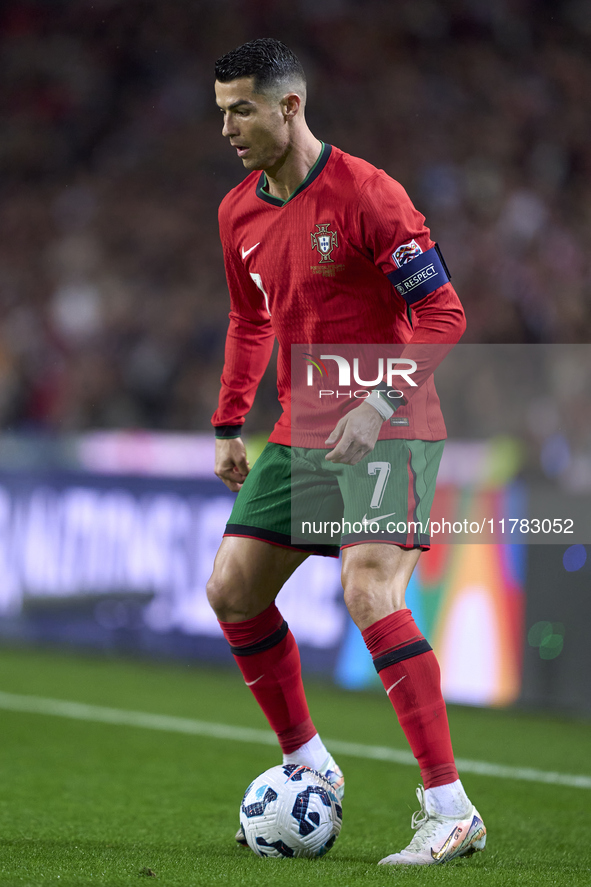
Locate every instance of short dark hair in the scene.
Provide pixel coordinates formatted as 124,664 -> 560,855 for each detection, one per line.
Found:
215,38 -> 306,95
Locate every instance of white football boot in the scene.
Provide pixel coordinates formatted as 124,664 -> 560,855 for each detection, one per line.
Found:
318,753 -> 345,802
235,754 -> 344,847
379,785 -> 486,866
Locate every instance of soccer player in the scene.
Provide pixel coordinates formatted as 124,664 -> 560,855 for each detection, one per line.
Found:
207,38 -> 486,865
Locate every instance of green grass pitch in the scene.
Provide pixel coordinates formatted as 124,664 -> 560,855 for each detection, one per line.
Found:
0,645 -> 590,886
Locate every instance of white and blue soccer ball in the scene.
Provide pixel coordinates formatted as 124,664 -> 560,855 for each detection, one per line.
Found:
239,764 -> 343,858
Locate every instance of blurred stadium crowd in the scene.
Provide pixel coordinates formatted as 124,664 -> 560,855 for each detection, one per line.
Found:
1,0 -> 590,433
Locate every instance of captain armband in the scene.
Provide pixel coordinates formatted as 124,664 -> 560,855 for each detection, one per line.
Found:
386,243 -> 451,306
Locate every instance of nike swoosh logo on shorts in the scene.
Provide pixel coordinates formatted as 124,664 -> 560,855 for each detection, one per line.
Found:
241,242 -> 261,259
361,511 -> 397,524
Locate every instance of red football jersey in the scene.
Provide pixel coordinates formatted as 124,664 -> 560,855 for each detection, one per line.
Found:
212,144 -> 466,446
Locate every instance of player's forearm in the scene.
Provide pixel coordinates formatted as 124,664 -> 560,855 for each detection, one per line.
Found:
397,284 -> 466,394
211,314 -> 275,429
407,283 -> 466,345
366,285 -> 465,417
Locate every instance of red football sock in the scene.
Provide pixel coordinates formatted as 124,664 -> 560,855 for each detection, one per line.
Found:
219,602 -> 316,754
362,609 -> 458,789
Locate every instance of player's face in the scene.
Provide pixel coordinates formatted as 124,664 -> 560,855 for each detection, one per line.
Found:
215,78 -> 290,172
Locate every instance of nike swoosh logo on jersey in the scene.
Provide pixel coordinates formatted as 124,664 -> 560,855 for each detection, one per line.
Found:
241,242 -> 261,260
361,511 -> 397,524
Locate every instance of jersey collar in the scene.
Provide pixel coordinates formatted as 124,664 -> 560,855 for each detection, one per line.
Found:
256,143 -> 332,207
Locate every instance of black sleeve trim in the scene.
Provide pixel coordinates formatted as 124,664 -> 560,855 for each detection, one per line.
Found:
372,380 -> 406,409
214,425 -> 243,439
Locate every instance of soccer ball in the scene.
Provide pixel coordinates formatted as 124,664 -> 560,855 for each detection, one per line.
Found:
239,763 -> 343,858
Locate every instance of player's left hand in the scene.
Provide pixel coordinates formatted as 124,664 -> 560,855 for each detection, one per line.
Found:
324,402 -> 384,465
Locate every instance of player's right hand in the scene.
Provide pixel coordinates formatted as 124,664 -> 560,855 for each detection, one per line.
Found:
214,438 -> 250,492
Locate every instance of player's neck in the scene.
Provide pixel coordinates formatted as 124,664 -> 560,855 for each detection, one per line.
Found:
263,133 -> 323,202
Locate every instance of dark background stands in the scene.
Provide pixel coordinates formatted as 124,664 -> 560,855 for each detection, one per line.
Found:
0,0 -> 589,433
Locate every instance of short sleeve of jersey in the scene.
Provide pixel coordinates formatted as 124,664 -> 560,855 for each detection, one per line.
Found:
357,169 -> 434,281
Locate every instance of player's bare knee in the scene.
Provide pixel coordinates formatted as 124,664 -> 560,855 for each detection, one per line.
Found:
341,550 -> 390,598
205,569 -> 232,619
206,561 -> 273,622
341,554 -> 409,629
342,582 -> 373,627
205,567 -> 248,620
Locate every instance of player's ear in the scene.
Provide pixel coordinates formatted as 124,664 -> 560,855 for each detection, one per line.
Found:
282,92 -> 302,120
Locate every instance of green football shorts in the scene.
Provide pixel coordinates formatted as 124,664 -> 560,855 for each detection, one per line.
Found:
224,440 -> 444,557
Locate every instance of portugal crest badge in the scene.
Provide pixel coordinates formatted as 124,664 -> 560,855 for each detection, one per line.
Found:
311,223 -> 338,263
